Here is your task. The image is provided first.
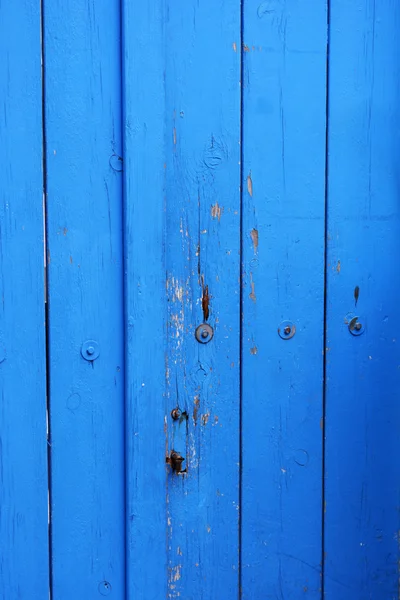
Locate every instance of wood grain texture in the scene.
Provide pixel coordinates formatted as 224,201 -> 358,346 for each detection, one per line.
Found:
0,3 -> 49,597
123,1 -> 241,597
324,2 -> 400,597
122,2 -> 168,598
241,2 -> 328,597
163,3 -> 241,597
44,1 -> 125,596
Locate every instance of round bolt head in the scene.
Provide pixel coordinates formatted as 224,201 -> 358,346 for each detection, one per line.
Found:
278,320 -> 296,340
171,408 -> 181,421
81,340 -> 100,361
347,315 -> 365,336
195,323 -> 214,344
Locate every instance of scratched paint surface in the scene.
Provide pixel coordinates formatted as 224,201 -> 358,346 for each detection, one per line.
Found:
163,3 -> 241,598
241,2 -> 328,597
44,0 -> 125,596
0,3 -> 49,597
2,1 -> 400,598
124,1 -> 241,597
324,2 -> 400,597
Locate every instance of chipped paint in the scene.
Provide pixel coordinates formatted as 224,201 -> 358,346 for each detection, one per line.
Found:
247,172 -> 253,196
250,346 -> 258,355
250,228 -> 258,253
211,202 -> 223,221
202,413 -> 210,426
249,273 -> 256,302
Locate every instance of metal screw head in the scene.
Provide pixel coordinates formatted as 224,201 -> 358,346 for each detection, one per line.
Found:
278,321 -> 296,340
348,315 -> 365,336
171,408 -> 182,421
195,323 -> 214,344
81,340 -> 100,361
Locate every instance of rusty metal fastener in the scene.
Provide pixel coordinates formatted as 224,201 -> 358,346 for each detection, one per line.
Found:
278,320 -> 296,340
171,408 -> 181,421
167,450 -> 185,473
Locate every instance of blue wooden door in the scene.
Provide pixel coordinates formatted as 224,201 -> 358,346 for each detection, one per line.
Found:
1,1 -> 400,599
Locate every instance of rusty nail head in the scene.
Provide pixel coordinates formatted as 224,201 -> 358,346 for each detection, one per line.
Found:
171,408 -> 181,420
278,320 -> 296,340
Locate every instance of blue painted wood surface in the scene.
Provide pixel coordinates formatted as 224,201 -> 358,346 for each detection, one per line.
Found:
43,0 -> 125,596
123,1 -> 241,597
324,2 -> 400,597
0,3 -> 49,597
1,2 -> 399,597
241,2 -> 328,597
122,2 -> 168,598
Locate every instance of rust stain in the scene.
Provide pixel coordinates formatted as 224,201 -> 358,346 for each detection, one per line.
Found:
193,395 -> 200,425
336,260 -> 341,273
63,227 -> 67,235
249,273 -> 256,302
354,285 -> 360,306
69,256 -> 73,264
233,42 -> 237,52
201,276 -> 210,320
211,202 -> 223,221
173,127 -> 177,145
320,417 -> 324,430
250,346 -> 258,355
250,228 -> 258,253
247,172 -> 253,196
243,44 -> 250,52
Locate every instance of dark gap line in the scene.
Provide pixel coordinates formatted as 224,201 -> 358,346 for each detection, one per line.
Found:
322,1 -> 331,597
40,0 -> 53,597
119,0 -> 128,598
239,0 -> 244,597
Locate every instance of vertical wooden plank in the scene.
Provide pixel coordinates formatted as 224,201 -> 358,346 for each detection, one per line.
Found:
122,2 -> 168,598
0,3 -> 49,597
324,2 -> 400,597
123,1 -> 241,597
163,3 -> 241,597
44,1 -> 125,596
241,2 -> 328,597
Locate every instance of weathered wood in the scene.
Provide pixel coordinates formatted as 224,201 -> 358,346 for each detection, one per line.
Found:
122,2 -> 168,598
241,2 -> 328,597
0,3 -> 49,597
324,2 -> 400,597
44,0 -> 125,595
123,1 -> 241,596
